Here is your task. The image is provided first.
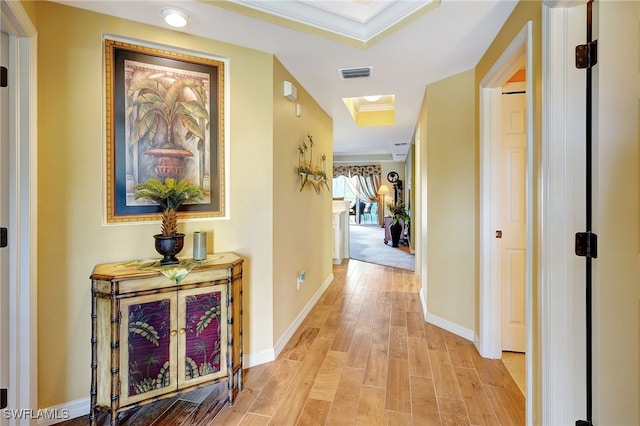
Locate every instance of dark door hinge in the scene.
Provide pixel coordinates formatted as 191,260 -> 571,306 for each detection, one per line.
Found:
575,231 -> 598,258
0,66 -> 7,87
0,227 -> 7,248
576,40 -> 598,69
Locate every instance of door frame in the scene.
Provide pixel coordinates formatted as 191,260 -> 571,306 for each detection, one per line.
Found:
540,1 -> 587,424
478,20 -> 533,421
0,0 -> 38,418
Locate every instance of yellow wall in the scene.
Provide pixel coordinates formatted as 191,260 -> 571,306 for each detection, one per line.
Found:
272,59 -> 333,345
420,69 -> 476,330
33,1 -> 331,409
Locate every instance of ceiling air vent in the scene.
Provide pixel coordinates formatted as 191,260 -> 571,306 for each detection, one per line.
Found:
339,66 -> 373,79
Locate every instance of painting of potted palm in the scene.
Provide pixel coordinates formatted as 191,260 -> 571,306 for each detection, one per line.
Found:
127,72 -> 210,181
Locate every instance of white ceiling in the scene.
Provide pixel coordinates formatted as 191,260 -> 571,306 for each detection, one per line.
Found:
58,0 -> 518,162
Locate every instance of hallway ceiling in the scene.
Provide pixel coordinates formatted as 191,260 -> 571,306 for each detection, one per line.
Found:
57,0 -> 518,162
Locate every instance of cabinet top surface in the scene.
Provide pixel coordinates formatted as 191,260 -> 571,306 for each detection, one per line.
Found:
90,252 -> 243,281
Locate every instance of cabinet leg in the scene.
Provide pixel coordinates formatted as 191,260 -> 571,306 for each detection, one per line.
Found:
110,409 -> 119,426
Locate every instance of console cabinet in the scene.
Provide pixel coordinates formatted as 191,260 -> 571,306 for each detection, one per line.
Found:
90,253 -> 243,425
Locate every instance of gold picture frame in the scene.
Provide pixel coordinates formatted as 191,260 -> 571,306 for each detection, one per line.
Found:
105,38 -> 226,223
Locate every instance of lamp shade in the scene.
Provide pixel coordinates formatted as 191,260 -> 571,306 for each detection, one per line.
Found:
377,184 -> 390,195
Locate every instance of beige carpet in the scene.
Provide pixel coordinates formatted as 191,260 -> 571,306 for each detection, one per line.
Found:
349,224 -> 415,271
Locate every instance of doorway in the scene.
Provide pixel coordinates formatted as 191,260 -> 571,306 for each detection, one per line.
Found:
478,21 -> 533,419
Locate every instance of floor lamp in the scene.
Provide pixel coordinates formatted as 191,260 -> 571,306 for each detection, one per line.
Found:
377,184 -> 390,227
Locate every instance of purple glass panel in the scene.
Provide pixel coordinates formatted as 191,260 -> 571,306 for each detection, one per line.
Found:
183,291 -> 222,380
127,298 -> 171,396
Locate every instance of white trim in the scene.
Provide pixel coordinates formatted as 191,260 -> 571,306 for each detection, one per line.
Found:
419,288 -> 474,342
36,398 -> 89,425
478,21 -> 533,425
541,2 -> 586,424
273,273 -> 334,359
478,86 -> 503,359
523,24 -> 534,424
0,1 -> 37,423
244,348 -> 276,368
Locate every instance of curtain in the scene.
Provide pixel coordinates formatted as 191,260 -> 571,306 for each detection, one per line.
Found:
356,174 -> 380,202
333,164 -> 381,202
333,164 -> 381,178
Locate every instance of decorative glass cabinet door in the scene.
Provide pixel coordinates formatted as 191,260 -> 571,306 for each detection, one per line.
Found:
119,293 -> 177,406
178,285 -> 228,387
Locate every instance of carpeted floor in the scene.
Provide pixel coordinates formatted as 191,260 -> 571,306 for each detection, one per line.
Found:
349,224 -> 415,271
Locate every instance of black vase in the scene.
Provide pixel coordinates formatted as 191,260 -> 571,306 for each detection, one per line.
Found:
154,233 -> 185,265
390,220 -> 403,248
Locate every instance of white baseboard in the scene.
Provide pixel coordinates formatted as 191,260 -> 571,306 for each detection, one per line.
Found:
244,272 -> 333,365
36,397 -> 89,424
273,273 -> 334,358
419,287 -> 475,342
473,333 -> 481,352
243,348 -> 275,368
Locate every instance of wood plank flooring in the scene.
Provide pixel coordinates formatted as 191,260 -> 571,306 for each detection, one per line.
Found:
63,259 -> 525,425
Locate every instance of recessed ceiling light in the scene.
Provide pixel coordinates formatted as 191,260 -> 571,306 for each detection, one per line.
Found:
161,8 -> 189,28
363,95 -> 382,102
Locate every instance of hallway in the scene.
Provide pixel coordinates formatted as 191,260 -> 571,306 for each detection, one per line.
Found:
213,260 -> 524,424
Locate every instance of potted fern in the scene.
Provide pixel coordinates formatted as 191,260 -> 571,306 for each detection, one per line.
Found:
134,178 -> 204,265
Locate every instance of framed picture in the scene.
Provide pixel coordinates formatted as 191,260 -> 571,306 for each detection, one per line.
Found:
104,38 -> 227,223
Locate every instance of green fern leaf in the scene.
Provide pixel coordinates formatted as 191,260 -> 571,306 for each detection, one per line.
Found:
196,305 -> 221,336
129,321 -> 160,346
185,357 -> 199,380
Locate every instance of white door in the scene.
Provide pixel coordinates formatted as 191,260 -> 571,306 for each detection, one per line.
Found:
1,30 -> 10,419
500,82 -> 526,352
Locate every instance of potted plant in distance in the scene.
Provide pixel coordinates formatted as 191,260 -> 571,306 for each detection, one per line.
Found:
386,202 -> 410,247
134,177 -> 204,265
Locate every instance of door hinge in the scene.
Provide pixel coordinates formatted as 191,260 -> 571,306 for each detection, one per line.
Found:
0,227 -> 7,248
575,40 -> 598,69
575,231 -> 598,258
0,66 -> 7,87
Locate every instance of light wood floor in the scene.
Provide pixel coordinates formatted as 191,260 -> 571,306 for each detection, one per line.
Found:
502,352 -> 526,396
69,259 -> 525,425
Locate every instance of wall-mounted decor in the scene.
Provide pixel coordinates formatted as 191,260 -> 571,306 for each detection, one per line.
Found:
296,133 -> 329,194
104,38 -> 227,223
